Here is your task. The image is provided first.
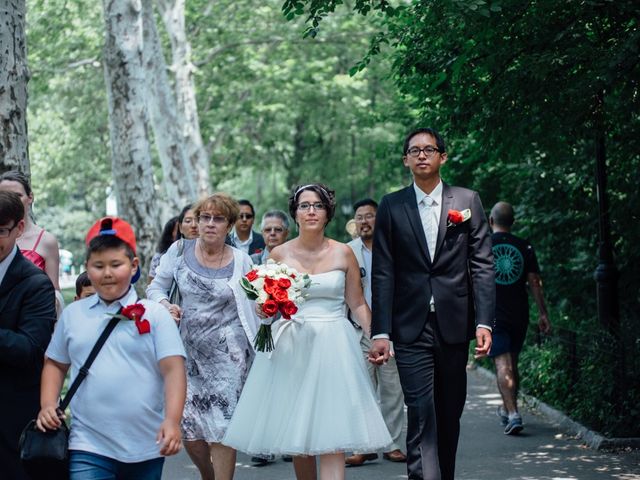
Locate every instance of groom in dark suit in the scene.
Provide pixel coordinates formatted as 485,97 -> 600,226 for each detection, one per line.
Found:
0,191 -> 56,479
369,128 -> 495,480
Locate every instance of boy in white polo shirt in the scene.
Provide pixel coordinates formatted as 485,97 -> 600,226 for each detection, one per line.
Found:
37,217 -> 186,480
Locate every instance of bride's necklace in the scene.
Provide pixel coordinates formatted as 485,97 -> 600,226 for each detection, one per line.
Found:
198,239 -> 226,269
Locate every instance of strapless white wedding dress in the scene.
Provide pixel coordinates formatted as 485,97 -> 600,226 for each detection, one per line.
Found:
223,270 -> 392,455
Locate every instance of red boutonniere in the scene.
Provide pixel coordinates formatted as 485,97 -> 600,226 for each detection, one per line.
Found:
447,209 -> 471,228
254,248 -> 263,255
121,303 -> 151,335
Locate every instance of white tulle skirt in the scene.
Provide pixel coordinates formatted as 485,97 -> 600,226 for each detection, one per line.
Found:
222,314 -> 392,456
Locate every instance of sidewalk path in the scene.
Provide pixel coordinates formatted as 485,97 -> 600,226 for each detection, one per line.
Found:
163,369 -> 640,479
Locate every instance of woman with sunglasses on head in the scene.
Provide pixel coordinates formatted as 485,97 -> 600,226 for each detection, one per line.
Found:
224,183 -> 391,480
147,193 -> 260,480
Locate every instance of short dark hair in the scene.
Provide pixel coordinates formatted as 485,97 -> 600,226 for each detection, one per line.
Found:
402,128 -> 446,155
156,216 -> 179,253
86,235 -> 136,262
238,199 -> 255,217
288,183 -> 336,224
0,170 -> 32,197
0,191 -> 25,225
352,198 -> 378,212
490,202 -> 515,227
75,271 -> 92,297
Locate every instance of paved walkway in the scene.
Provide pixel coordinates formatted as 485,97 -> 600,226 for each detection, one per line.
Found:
163,369 -> 640,479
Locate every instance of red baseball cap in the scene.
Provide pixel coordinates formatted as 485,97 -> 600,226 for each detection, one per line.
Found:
85,217 -> 140,283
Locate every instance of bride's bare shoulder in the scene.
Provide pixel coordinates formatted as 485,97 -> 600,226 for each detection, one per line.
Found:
269,240 -> 296,262
327,239 -> 351,255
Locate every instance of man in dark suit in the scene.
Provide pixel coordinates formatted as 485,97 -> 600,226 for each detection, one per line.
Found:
0,190 -> 56,479
369,128 -> 495,480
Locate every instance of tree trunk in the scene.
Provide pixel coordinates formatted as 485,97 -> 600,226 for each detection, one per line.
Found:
102,0 -> 160,278
141,0 -> 196,210
0,0 -> 29,173
155,0 -> 210,196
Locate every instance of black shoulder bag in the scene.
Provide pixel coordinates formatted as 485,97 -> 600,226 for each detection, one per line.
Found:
19,312 -> 121,478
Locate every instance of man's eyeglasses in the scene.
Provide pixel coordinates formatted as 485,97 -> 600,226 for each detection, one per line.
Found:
239,213 -> 254,220
406,146 -> 441,158
263,227 -> 285,233
198,214 -> 227,225
297,202 -> 326,211
355,213 -> 375,223
0,223 -> 18,238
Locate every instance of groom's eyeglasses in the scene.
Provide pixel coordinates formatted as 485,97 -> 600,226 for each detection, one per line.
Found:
406,146 -> 441,158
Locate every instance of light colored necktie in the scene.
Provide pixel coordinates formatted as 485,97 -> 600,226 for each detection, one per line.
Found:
420,197 -> 438,260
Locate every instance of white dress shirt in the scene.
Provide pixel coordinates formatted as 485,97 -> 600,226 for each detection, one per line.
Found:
231,229 -> 253,254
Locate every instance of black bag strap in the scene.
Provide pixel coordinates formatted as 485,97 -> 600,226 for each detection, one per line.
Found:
58,308 -> 122,411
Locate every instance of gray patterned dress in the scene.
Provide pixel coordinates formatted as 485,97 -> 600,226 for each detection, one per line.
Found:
176,242 -> 254,442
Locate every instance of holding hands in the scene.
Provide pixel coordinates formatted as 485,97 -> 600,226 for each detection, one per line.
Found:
368,338 -> 392,365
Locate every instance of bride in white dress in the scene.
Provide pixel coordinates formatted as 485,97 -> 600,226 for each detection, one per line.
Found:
223,183 -> 391,480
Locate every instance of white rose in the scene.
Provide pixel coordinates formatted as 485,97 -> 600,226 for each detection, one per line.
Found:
258,290 -> 269,304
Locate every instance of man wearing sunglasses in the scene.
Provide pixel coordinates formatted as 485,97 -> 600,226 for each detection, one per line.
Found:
230,199 -> 265,255
0,191 -> 56,479
251,210 -> 290,266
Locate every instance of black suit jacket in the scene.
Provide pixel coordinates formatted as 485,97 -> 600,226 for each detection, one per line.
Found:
0,249 -> 56,465
371,183 -> 495,345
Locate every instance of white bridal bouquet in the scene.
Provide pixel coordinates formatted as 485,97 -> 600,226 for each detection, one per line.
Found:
240,260 -> 311,352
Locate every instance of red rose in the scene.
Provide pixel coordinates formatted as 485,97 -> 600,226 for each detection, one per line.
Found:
272,288 -> 289,303
122,303 -> 146,321
261,299 -> 279,317
135,318 -> 151,335
279,300 -> 298,320
246,270 -> 258,282
448,209 -> 464,224
264,277 -> 276,295
277,278 -> 291,289
254,248 -> 263,254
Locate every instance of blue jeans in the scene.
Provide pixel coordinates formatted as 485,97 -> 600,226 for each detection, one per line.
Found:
69,450 -> 164,480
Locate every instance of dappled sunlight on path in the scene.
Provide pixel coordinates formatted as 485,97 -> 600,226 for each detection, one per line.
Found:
457,371 -> 640,479
164,369 -> 639,479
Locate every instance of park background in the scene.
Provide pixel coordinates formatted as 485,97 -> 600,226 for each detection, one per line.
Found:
1,0 -> 638,441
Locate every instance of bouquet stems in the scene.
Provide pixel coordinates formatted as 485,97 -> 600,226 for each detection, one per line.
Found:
254,324 -> 274,352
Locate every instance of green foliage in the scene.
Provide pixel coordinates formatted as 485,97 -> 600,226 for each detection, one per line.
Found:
186,0 -> 413,239
520,316 -> 639,437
